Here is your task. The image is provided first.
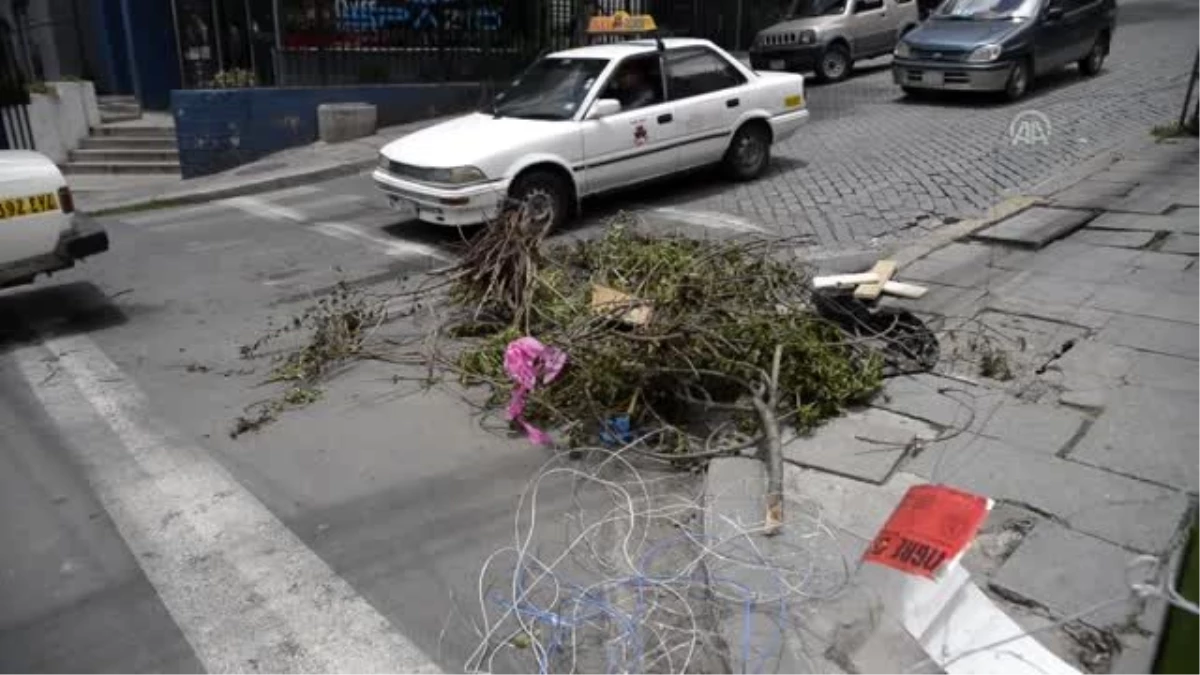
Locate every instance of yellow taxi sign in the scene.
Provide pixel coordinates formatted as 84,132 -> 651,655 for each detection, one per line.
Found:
784,94 -> 804,108
586,11 -> 658,34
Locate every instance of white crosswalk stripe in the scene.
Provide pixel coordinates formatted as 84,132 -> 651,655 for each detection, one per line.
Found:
130,187 -> 364,231
125,183 -> 774,244
14,335 -> 441,673
225,195 -> 307,222
287,193 -> 368,216
120,185 -> 320,227
121,202 -> 235,227
222,194 -> 446,262
648,207 -> 765,234
252,185 -> 325,202
311,222 -> 453,261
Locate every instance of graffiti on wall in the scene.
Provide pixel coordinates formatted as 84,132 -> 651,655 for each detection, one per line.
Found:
333,0 -> 503,32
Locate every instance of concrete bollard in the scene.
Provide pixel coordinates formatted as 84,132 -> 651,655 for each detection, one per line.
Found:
317,102 -> 377,143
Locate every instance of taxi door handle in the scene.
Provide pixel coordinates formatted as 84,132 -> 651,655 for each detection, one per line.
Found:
657,113 -> 673,124
726,98 -> 740,108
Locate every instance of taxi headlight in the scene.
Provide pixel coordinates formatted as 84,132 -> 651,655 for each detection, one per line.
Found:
894,41 -> 913,58
429,166 -> 488,184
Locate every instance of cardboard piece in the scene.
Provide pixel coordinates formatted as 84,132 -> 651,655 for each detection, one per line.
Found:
590,284 -> 652,326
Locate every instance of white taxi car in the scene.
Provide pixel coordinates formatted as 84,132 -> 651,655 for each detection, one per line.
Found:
374,37 -> 809,230
0,150 -> 107,290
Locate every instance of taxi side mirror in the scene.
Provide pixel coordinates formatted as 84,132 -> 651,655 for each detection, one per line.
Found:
586,98 -> 622,120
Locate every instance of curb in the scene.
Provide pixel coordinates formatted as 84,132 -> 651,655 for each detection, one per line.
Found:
82,158 -> 378,216
886,131 -> 1162,270
888,194 -> 1043,268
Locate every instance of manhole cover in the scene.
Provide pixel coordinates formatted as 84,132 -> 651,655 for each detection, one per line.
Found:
235,161 -> 287,176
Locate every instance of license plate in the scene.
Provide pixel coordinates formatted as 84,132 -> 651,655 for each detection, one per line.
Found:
923,71 -> 944,86
0,192 -> 59,219
769,59 -> 786,70
388,193 -> 421,213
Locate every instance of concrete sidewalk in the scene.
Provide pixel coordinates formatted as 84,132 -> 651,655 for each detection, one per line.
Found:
76,116 -> 451,215
706,134 -> 1198,673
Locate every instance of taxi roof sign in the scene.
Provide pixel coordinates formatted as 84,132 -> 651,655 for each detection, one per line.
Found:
586,11 -> 658,34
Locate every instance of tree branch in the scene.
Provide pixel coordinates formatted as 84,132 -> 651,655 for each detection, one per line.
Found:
759,345 -> 784,536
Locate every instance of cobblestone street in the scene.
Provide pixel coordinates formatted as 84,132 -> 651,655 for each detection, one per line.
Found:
645,0 -> 1197,248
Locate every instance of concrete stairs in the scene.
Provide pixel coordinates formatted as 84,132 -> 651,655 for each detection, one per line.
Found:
63,110 -> 181,177
98,95 -> 143,124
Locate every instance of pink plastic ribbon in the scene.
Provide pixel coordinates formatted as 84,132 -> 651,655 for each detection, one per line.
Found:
503,337 -> 567,446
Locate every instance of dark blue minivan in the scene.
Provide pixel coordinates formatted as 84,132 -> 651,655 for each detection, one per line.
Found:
892,0 -> 1117,100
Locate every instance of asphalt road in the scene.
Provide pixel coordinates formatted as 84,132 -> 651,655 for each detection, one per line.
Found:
2,0 -> 1196,669
0,184 -> 565,672
0,184 -> 710,673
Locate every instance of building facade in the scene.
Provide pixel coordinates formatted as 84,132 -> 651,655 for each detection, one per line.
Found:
0,0 -> 106,84
24,0 -> 774,112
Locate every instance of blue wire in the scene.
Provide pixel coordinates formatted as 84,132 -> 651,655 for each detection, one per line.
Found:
491,526 -> 800,674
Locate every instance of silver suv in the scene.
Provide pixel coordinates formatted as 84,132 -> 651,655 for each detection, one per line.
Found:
750,0 -> 921,82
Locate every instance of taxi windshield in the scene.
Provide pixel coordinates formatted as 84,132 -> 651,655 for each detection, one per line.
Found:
491,57 -> 608,120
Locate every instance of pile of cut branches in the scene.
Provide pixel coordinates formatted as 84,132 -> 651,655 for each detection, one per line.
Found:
444,211 -> 886,455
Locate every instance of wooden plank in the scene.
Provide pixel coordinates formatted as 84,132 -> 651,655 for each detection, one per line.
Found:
881,280 -> 927,299
812,272 -> 879,289
854,260 -> 897,300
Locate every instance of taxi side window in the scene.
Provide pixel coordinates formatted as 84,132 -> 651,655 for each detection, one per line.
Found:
854,0 -> 885,12
601,54 -> 665,111
665,47 -> 747,100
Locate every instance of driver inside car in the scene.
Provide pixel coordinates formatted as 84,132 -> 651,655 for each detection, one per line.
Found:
606,60 -> 661,111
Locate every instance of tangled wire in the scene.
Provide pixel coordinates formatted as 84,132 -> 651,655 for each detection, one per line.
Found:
462,445 -> 852,674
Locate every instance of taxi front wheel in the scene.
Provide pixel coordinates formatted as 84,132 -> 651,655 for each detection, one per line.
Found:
509,169 -> 570,233
724,123 -> 771,181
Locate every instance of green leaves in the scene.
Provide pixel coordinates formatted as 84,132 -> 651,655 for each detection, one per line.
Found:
451,223 -> 882,449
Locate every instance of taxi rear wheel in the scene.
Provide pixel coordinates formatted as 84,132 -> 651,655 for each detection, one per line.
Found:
724,123 -> 771,181
509,170 -> 570,233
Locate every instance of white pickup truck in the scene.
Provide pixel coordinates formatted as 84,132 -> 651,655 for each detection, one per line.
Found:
0,150 -> 107,290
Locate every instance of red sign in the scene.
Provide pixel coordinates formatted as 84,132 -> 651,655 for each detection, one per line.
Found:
864,484 -> 990,579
